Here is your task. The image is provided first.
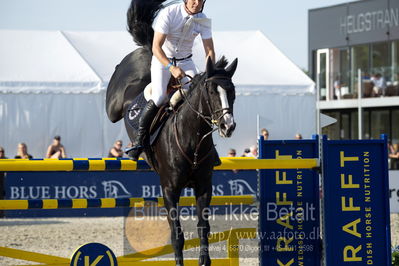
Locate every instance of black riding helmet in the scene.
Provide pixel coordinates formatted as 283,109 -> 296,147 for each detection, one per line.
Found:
184,0 -> 206,14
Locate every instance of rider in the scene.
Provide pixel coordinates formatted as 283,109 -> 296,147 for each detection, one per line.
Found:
128,0 -> 219,162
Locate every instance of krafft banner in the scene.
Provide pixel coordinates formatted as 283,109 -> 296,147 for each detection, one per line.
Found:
4,170 -> 257,217
258,137 -> 321,266
322,136 -> 391,265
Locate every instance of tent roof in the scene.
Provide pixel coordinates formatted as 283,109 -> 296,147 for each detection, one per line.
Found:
0,30 -> 101,93
193,31 -> 314,92
0,30 -> 314,94
62,31 -> 139,83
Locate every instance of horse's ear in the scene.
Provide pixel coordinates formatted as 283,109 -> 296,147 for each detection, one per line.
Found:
226,58 -> 238,78
205,56 -> 214,78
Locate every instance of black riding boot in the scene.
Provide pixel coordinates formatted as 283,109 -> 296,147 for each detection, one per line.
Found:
127,100 -> 159,161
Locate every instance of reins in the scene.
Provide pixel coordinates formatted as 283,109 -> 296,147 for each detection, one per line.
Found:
174,75 -> 215,128
171,74 -> 233,169
173,113 -> 216,169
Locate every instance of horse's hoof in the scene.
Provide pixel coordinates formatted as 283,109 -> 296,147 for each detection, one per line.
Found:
199,255 -> 211,266
176,257 -> 184,266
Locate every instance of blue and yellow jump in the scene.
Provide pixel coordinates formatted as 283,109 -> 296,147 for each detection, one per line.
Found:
0,195 -> 256,210
0,157 -> 319,172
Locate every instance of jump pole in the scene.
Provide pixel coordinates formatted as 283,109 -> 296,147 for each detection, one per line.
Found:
0,157 -> 319,172
0,195 -> 256,210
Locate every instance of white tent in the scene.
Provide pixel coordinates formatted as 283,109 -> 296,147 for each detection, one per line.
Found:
0,30 -> 315,158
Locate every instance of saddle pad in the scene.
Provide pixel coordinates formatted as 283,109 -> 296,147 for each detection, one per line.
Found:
125,92 -> 147,131
125,92 -> 170,146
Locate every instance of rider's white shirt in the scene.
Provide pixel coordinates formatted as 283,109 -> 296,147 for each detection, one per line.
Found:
153,3 -> 212,59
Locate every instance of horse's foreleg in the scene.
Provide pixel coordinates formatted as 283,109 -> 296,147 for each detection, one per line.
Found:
163,188 -> 185,266
195,185 -> 212,266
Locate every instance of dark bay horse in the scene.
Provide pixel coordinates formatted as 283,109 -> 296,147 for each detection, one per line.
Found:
106,1 -> 238,265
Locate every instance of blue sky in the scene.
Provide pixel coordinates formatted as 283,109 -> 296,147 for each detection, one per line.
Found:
0,0 -> 351,69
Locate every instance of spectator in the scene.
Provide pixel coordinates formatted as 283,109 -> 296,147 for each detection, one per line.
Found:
15,143 -> 33,159
249,145 -> 258,158
227,148 -> 236,157
108,140 -> 124,158
295,133 -> 303,140
389,143 -> 399,170
0,147 -> 7,159
46,135 -> 67,159
371,73 -> 386,96
261,128 -> 269,140
333,76 -> 341,100
388,142 -> 394,168
241,148 -> 251,157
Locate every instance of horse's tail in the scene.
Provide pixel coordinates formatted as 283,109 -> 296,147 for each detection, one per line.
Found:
127,0 -> 168,48
106,0 -> 172,123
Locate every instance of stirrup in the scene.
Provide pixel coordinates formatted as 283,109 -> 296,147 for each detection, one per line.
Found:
125,146 -> 143,161
124,146 -> 142,154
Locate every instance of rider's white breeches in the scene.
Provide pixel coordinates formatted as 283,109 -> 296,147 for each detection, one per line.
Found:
150,56 -> 199,107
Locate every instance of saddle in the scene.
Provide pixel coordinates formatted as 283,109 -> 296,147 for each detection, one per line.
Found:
125,77 -> 186,145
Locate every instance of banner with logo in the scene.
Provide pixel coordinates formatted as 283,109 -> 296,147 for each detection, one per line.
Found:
322,136 -> 391,265
4,169 -> 257,217
258,137 -> 320,266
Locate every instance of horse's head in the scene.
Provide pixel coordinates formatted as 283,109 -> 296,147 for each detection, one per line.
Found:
204,57 -> 238,138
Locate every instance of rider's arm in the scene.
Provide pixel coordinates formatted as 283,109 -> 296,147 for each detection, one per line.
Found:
152,32 -> 170,67
153,31 -> 185,79
202,38 -> 215,64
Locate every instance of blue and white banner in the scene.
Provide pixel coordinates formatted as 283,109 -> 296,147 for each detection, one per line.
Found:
4,170 -> 257,217
322,137 -> 391,265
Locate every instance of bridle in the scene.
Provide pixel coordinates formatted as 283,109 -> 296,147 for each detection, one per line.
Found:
204,75 -> 234,126
172,73 -> 234,169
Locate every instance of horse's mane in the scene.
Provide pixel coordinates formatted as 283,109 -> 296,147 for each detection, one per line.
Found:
190,56 -> 229,89
215,56 -> 229,69
127,0 -> 178,48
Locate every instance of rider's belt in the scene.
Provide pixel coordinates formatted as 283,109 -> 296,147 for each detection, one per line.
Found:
169,54 -> 193,65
